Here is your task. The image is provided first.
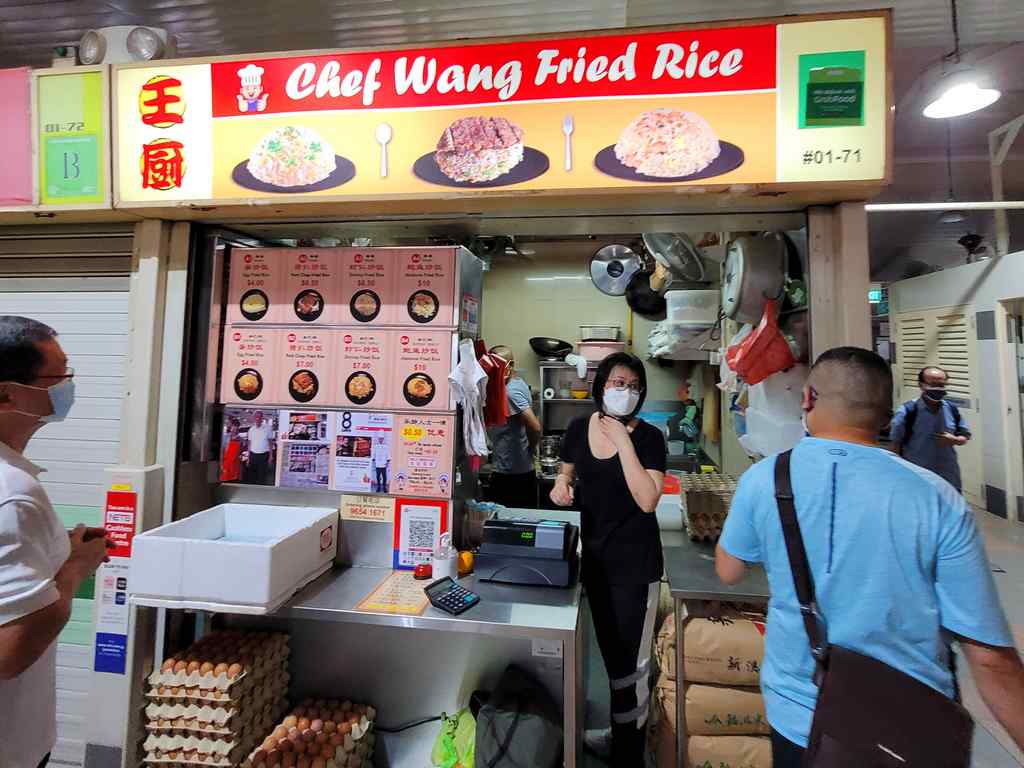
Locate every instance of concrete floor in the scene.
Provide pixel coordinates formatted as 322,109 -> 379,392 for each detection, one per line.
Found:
580,510 -> 1024,767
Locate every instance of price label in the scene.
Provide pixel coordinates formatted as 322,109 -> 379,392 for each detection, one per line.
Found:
401,425 -> 425,442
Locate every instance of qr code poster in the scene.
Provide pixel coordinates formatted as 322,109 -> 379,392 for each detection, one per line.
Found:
392,498 -> 448,571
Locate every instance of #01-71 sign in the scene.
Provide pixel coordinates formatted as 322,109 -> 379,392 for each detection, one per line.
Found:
115,13 -> 888,205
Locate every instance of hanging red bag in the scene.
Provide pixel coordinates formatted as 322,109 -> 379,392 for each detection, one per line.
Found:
726,299 -> 796,386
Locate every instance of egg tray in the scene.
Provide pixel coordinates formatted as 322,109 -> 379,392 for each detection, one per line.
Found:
143,700 -> 290,765
145,700 -> 279,738
240,733 -> 376,768
150,646 -> 290,692
146,670 -> 290,713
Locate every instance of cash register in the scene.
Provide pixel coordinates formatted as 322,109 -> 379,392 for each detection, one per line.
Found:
474,516 -> 579,587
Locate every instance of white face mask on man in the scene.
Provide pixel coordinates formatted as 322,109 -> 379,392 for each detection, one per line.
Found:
603,387 -> 640,418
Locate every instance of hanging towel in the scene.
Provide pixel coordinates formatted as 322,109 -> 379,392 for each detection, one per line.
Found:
449,338 -> 489,456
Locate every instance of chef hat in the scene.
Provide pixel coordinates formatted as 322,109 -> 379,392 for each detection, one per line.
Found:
237,64 -> 265,87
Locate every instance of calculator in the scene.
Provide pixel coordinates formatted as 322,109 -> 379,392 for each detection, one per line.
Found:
424,577 -> 480,615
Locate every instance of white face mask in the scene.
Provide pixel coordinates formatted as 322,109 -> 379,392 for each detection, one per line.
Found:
603,387 -> 640,417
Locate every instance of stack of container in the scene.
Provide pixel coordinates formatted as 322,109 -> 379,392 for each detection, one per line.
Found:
680,473 -> 738,541
241,698 -> 378,768
653,608 -> 772,768
142,631 -> 291,767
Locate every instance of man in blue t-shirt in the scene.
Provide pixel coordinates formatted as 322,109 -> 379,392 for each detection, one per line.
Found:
715,347 -> 1024,767
486,345 -> 541,509
890,365 -> 971,491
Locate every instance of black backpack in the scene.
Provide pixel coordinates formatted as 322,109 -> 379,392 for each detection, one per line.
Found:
899,400 -> 962,455
473,665 -> 562,768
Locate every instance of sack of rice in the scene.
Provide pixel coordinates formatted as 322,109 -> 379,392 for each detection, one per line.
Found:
654,611 -> 676,676
683,611 -> 766,685
685,684 -> 769,736
688,735 -> 772,768
652,682 -> 678,768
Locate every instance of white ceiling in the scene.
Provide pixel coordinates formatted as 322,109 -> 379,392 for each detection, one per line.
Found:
1,0 -> 1023,275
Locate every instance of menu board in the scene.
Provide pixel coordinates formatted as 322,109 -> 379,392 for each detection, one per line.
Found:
393,331 -> 452,410
336,329 -> 392,409
221,328 -> 280,406
227,248 -> 283,324
332,411 -> 394,493
283,249 -> 338,324
280,329 -> 334,407
394,249 -> 456,327
391,414 -> 455,498
341,248 -> 395,325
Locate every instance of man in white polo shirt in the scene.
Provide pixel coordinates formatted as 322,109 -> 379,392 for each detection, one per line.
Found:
0,316 -> 110,768
244,410 -> 275,485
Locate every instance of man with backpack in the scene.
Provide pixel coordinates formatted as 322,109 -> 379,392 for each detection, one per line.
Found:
715,347 -> 1023,767
890,366 -> 970,492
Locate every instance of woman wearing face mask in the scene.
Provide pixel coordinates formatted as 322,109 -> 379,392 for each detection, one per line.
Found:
551,352 -> 666,767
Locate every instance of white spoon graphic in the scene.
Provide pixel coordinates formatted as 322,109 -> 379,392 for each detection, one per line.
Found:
375,123 -> 393,178
562,115 -> 574,171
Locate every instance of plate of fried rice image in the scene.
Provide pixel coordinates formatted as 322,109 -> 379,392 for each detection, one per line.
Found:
595,108 -> 744,183
414,116 -> 549,188
233,126 -> 356,193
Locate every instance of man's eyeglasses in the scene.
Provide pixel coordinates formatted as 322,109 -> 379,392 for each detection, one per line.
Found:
607,377 -> 643,393
37,367 -> 75,382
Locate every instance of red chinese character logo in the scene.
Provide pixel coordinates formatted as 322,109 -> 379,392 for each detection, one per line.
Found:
140,139 -> 185,190
138,75 -> 185,128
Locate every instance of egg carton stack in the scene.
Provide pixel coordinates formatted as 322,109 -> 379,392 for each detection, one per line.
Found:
681,473 -> 738,542
241,698 -> 378,768
142,631 -> 291,767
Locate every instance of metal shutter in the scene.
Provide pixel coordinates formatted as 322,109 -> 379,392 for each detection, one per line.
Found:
0,226 -> 131,768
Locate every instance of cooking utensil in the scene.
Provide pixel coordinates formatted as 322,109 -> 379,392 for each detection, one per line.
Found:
590,244 -> 643,296
643,232 -> 706,283
721,234 -> 787,323
562,115 -> 574,171
625,271 -> 667,318
375,122 -> 393,178
529,336 -> 573,360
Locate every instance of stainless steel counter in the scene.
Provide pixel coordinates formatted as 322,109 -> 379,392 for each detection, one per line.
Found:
663,538 -> 770,603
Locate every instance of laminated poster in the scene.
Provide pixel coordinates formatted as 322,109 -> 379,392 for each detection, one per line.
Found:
283,248 -> 339,324
341,247 -> 395,324
277,410 -> 332,489
393,498 -> 448,570
356,570 -> 429,615
340,494 -> 396,523
280,328 -> 335,407
394,249 -> 456,326
221,328 -> 280,406
227,248 -> 284,324
332,411 -> 394,493
391,414 -> 455,498
220,407 -> 279,486
336,329 -> 392,409
392,330 -> 452,411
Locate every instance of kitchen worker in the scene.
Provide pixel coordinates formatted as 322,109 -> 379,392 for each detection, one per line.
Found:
486,345 -> 541,509
716,347 -> 1023,766
244,411 -> 275,485
890,365 -> 971,492
551,352 -> 666,767
0,316 -> 111,768
371,436 -> 390,493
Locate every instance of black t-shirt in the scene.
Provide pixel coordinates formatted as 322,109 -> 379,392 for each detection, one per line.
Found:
560,415 -> 667,584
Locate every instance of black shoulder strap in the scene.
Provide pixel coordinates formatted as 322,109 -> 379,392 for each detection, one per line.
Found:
774,450 -> 829,682
950,403 -> 962,434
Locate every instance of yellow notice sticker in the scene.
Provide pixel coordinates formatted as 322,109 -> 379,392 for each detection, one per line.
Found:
340,494 -> 395,524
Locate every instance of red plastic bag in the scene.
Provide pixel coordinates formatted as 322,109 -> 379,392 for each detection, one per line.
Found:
726,299 -> 796,386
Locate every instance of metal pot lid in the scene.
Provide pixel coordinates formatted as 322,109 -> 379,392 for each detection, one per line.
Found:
590,244 -> 643,296
642,232 -> 706,283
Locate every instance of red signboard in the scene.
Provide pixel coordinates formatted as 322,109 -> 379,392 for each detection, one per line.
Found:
103,490 -> 138,559
210,25 -> 775,116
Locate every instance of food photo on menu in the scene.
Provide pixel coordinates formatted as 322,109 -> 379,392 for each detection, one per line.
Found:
332,412 -> 394,493
277,411 -> 332,489
220,407 -> 279,486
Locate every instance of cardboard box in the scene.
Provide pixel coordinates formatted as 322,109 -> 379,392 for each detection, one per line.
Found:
129,504 -> 338,614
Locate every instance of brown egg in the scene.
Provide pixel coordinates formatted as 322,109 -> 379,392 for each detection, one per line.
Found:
314,732 -> 328,745
174,661 -> 188,674
329,733 -> 343,748
311,758 -> 326,768
274,726 -> 289,740
213,663 -> 229,677
296,758 -> 311,768
293,741 -> 307,756
288,728 -> 301,741
326,699 -> 340,709
347,714 -> 360,726
161,658 -> 176,672
305,708 -> 320,721
282,754 -> 296,768
354,704 -> 366,715
331,710 -> 345,724
187,661 -> 201,674
337,722 -> 351,736
302,729 -> 316,744
323,721 -> 336,735
200,662 -> 215,675
296,718 -> 311,732
319,744 -> 333,760
292,707 -> 306,718
267,749 -> 282,766
262,737 -> 278,752
341,701 -> 352,712
252,748 -> 269,765
227,663 -> 243,679
310,719 -> 324,733
279,739 -> 294,754
283,716 -> 298,729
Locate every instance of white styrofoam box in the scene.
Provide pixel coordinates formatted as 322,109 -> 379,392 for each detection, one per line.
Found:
666,290 -> 720,326
129,504 -> 338,614
656,493 -> 684,531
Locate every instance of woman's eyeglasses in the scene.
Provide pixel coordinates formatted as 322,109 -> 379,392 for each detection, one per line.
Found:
607,377 -> 643,393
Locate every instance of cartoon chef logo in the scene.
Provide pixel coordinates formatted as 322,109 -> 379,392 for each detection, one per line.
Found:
236,64 -> 269,113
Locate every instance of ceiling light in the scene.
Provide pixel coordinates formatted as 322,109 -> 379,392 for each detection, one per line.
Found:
127,26 -> 165,61
923,69 -> 1001,118
78,30 -> 106,65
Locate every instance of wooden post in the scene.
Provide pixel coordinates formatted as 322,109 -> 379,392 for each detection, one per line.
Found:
808,202 -> 872,358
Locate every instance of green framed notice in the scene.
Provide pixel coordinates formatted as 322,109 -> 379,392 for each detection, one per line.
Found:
799,50 -> 866,129
37,69 -> 107,205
